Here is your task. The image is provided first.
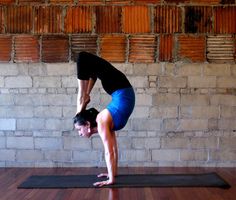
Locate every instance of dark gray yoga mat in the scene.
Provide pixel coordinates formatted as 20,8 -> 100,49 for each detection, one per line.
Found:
18,172 -> 230,189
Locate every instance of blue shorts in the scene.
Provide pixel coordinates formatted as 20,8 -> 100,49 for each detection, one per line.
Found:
106,87 -> 135,131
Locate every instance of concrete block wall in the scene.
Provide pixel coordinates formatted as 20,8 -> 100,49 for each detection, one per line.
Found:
0,0 -> 236,167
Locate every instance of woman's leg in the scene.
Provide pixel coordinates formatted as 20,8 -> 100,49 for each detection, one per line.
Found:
77,79 -> 90,113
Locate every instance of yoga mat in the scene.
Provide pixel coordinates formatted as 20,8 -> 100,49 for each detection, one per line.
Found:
18,172 -> 230,189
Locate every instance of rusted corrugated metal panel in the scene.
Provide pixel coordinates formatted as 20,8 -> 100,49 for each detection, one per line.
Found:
0,7 -> 3,33
190,0 -> 220,5
105,0 -> 131,5
185,6 -> 212,33
71,35 -> 97,61
122,6 -> 150,33
159,34 -> 173,62
49,0 -> 73,3
96,6 -> 121,33
78,0 -> 104,4
5,6 -> 32,33
220,0 -> 235,4
164,0 -> 190,4
34,6 -> 63,34
207,35 -> 235,63
214,6 -> 236,34
178,35 -> 206,62
100,35 -> 126,62
14,35 -> 39,63
18,0 -> 45,3
42,35 -> 69,63
129,35 -> 156,63
0,35 -> 12,62
0,0 -> 15,4
155,6 -> 182,33
133,0 -> 161,4
65,6 -> 92,33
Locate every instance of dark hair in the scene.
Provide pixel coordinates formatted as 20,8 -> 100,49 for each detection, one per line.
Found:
73,108 -> 99,128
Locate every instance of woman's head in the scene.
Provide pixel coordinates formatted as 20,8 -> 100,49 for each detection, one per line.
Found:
73,108 -> 99,137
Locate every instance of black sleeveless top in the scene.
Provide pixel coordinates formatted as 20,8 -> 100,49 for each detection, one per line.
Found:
77,52 -> 132,95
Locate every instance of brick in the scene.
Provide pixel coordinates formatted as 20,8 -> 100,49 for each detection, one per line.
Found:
0,150 -> 15,161
159,35 -> 173,62
180,106 -> 219,119
153,93 -> 180,106
71,35 -> 97,61
14,35 -> 39,63
16,150 -> 43,161
185,6 -> 212,33
155,6 -> 182,33
158,76 -> 187,88
179,119 -> 208,131
0,35 -> 12,62
129,35 -> 156,63
5,6 -> 33,33
204,64 -> 231,76
5,76 -> 32,88
181,94 -> 209,106
178,35 -> 206,62
64,137 -> 92,150
7,137 -> 33,149
122,6 -> 150,33
96,6 -> 121,33
0,119 -> 16,130
207,35 -> 235,63
34,6 -> 63,34
217,77 -> 236,88
17,118 -> 45,130
42,35 -> 69,63
176,64 -> 202,76
214,6 -> 236,34
100,35 -> 126,62
188,76 -> 216,88
131,118 -> 161,131
65,6 -> 92,33
152,149 -> 179,161
211,95 -> 236,106
180,150 -> 208,161
35,137 -> 62,150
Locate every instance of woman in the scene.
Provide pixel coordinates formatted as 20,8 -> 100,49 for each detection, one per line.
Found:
73,52 -> 135,187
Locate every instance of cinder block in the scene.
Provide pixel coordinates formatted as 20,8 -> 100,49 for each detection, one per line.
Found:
73,150 -> 101,162
46,63 -> 75,76
191,137 -> 218,149
33,77 -> 61,88
7,137 -> 33,149
176,64 -> 202,76
217,77 -> 236,88
147,63 -> 162,75
129,76 -> 148,88
150,106 -> 178,118
152,149 -> 179,161
219,119 -> 236,131
132,106 -> 149,118
0,106 -> 33,118
180,150 -> 208,161
0,77 -> 4,87
0,137 -> 5,148
5,76 -> 32,88
0,150 -> 15,161
188,76 -> 216,88
153,93 -> 180,106
158,76 -> 187,88
0,95 -> 14,105
16,150 -> 43,161
63,137 -> 92,150
62,77 -> 77,88
180,106 -> 219,119
135,94 -> 152,106
161,137 -> 190,149
17,118 -> 45,130
204,64 -> 231,76
132,137 -> 160,149
0,119 -> 16,130
221,106 -> 236,118
211,95 -> 236,106
162,119 -> 179,131
35,137 -> 62,150
34,106 -> 62,118
210,149 -> 236,161
131,118 -> 161,131
179,119 -> 208,131
181,94 -> 209,106
120,150 -> 151,162
0,64 -> 18,76
44,150 -> 72,161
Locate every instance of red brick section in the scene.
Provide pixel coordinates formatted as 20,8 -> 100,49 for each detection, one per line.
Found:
190,0 -> 220,4
18,0 -> 45,3
5,6 -> 33,33
155,6 -> 182,33
164,0 -> 190,4
133,0 -> 160,4
71,35 -> 97,61
0,35 -> 12,62
185,6 -> 212,33
178,35 -> 206,62
78,0 -> 104,5
34,6 -> 63,34
100,35 -> 126,62
14,35 -> 39,63
122,6 -> 150,33
214,6 -> 236,34
65,6 -> 92,33
0,0 -> 15,4
42,35 -> 69,63
159,34 -> 173,62
0,7 -> 3,33
105,0 -> 131,5
49,0 -> 73,3
129,35 -> 156,63
96,6 -> 121,33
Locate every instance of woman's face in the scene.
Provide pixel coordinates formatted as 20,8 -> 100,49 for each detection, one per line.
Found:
74,122 -> 92,138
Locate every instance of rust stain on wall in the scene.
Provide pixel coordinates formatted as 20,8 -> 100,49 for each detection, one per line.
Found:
129,35 -> 156,63
207,35 -> 235,63
214,6 -> 236,34
5,6 -> 32,33
100,35 -> 126,62
178,35 -> 206,62
96,6 -> 121,33
14,35 -> 39,63
185,6 -> 212,33
42,35 -> 69,63
65,6 -> 92,33
0,35 -> 12,62
122,6 -> 150,33
71,35 -> 97,61
34,6 -> 63,34
155,6 -> 182,33
159,34 -> 173,62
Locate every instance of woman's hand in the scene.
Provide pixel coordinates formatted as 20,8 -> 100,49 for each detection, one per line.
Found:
93,179 -> 114,187
77,94 -> 90,113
